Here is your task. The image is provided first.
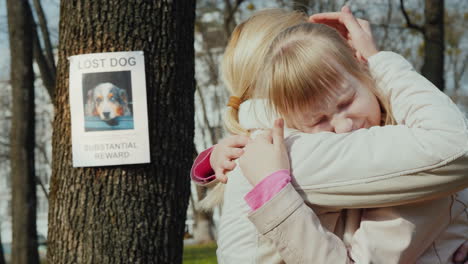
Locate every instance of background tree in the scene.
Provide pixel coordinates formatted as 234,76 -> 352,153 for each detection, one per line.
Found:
6,0 -> 40,264
191,0 -> 249,244
0,78 -> 9,264
0,229 -> 5,264
47,1 -> 195,263
401,0 -> 445,90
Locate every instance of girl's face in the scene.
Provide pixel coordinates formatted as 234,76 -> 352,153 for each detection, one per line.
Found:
291,73 -> 381,134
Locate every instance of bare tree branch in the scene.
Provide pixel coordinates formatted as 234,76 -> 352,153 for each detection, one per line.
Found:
33,27 -> 56,100
223,0 -> 245,37
454,56 -> 467,91
399,0 -> 425,34
36,142 -> 50,166
22,1 -> 56,100
35,176 -> 49,200
196,85 -> 216,145
32,0 -> 56,74
377,0 -> 393,50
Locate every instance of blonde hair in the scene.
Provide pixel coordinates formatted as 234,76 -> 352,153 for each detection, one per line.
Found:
222,9 -> 308,135
257,23 -> 395,127
200,9 -> 307,211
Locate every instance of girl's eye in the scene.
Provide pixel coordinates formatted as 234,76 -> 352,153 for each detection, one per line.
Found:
314,116 -> 328,126
338,96 -> 355,109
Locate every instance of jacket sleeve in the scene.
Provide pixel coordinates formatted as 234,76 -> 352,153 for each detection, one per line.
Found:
283,52 -> 468,208
248,183 -> 354,264
248,183 -> 467,264
190,146 -> 217,186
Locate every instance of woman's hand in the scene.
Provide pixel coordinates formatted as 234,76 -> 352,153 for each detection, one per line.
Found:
210,134 -> 249,183
239,119 -> 290,186
453,241 -> 468,264
309,5 -> 379,62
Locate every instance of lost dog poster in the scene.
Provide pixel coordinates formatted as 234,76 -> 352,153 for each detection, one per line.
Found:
69,51 -> 150,167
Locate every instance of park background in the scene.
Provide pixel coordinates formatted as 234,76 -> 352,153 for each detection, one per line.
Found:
0,0 -> 466,263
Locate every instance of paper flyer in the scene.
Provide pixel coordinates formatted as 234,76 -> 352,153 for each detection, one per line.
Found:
68,51 -> 150,167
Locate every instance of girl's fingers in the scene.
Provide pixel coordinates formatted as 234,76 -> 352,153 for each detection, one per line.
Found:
357,18 -> 372,35
216,168 -> 227,184
223,160 -> 237,171
309,12 -> 343,23
323,22 -> 348,37
224,135 -> 249,148
257,131 -> 273,143
339,6 -> 364,38
309,15 -> 348,36
311,6 -> 366,42
227,147 -> 244,159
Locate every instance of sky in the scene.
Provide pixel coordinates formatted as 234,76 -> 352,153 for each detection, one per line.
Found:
0,0 -> 60,81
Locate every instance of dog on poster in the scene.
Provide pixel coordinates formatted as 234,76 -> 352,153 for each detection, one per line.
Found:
85,82 -> 132,125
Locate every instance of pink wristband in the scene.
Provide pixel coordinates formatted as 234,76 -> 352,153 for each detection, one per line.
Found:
190,146 -> 216,184
244,169 -> 291,211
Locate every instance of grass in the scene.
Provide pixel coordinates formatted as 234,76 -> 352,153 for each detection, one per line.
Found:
20,243 -> 217,264
183,242 -> 217,264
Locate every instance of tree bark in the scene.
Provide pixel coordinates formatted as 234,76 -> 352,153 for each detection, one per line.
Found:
6,0 -> 40,264
421,0 -> 445,90
47,1 -> 195,264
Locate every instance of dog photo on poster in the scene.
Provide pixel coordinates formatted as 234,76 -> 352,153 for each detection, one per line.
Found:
68,51 -> 150,167
83,71 -> 134,131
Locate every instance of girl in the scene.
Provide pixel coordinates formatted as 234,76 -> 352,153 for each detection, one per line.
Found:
191,8 -> 468,263
238,10 -> 468,263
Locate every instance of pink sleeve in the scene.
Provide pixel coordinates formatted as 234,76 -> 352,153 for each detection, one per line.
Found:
190,146 -> 216,184
244,169 -> 291,211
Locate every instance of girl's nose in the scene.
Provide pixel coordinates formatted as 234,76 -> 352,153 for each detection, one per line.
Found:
330,116 -> 353,134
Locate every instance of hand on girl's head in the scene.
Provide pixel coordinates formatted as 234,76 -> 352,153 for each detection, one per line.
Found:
211,134 -> 249,184
309,5 -> 379,61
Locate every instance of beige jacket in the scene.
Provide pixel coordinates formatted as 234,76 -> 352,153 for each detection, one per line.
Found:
247,183 -> 467,264
216,52 -> 468,263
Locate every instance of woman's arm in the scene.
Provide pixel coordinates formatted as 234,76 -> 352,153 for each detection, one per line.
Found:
240,50 -> 468,208
241,121 -> 467,264
248,181 -> 467,264
248,184 -> 353,264
280,51 -> 468,208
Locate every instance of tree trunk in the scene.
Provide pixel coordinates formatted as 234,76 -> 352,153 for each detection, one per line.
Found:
422,0 -> 445,90
47,1 -> 195,264
0,230 -> 6,264
6,0 -> 40,264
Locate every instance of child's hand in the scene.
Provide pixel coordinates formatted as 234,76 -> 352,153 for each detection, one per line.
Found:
239,119 -> 290,186
211,135 -> 249,183
309,5 -> 379,62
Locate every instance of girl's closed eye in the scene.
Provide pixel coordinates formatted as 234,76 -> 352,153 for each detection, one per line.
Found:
338,92 -> 356,110
315,116 -> 328,126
